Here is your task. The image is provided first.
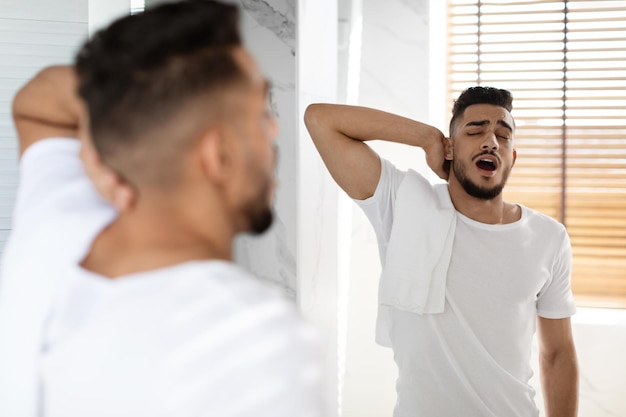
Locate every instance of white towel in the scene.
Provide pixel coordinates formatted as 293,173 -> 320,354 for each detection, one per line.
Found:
375,170 -> 456,346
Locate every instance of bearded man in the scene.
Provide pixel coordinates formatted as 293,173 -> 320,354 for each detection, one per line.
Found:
305,87 -> 578,417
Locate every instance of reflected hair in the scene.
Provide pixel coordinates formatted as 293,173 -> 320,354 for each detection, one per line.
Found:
75,0 -> 245,184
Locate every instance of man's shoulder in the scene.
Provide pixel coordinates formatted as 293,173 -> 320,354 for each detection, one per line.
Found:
519,205 -> 568,240
522,205 -> 566,228
401,168 -> 452,209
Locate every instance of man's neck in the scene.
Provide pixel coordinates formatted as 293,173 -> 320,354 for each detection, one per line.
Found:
81,204 -> 234,279
448,179 -> 521,225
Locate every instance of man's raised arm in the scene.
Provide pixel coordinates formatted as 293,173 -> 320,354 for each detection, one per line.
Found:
304,104 -> 447,200
12,66 -> 133,209
12,65 -> 82,156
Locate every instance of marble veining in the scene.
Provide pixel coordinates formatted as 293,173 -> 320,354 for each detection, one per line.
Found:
232,0 -> 297,299
234,217 -> 297,300
240,0 -> 296,55
369,21 -> 426,47
268,79 -> 295,119
399,0 -> 428,26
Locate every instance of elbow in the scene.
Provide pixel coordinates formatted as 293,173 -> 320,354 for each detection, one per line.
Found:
540,345 -> 579,372
304,103 -> 328,133
12,80 -> 31,122
303,104 -> 319,145
12,66 -> 54,121
304,103 -> 336,148
303,103 -> 319,129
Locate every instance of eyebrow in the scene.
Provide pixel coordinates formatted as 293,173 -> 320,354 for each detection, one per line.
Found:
465,119 -> 513,132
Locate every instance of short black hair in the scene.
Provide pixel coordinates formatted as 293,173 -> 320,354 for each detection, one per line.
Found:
449,86 -> 513,136
75,0 -> 245,185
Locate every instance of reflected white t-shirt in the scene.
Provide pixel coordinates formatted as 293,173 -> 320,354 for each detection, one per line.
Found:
355,158 -> 576,417
0,139 -> 322,417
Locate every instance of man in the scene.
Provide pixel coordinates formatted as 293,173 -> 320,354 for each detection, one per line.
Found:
0,1 -> 321,416
305,87 -> 578,416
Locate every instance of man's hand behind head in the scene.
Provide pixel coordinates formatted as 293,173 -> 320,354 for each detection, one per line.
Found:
80,141 -> 135,211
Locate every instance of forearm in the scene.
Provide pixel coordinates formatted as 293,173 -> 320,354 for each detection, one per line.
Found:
540,351 -> 579,417
13,65 -> 82,154
305,104 -> 442,148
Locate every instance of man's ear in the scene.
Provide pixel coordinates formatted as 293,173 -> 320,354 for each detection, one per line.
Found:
512,148 -> 517,166
444,136 -> 454,160
197,128 -> 234,185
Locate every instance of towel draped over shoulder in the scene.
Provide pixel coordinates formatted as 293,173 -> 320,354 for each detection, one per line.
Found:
376,170 -> 456,346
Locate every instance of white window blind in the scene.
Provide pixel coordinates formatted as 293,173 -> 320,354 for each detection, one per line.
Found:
131,0 -> 145,14
447,0 -> 626,307
0,1 -> 88,256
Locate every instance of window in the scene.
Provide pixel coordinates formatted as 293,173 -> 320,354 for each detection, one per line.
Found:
447,0 -> 626,307
131,0 -> 145,14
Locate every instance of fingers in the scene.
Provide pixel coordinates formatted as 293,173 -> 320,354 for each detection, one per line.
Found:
80,142 -> 136,210
112,183 -> 134,211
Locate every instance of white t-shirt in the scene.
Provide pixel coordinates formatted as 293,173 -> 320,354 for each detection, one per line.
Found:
0,139 -> 322,417
356,158 -> 576,417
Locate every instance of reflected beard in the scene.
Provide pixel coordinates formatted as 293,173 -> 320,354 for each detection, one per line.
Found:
453,158 -> 510,200
243,181 -> 274,235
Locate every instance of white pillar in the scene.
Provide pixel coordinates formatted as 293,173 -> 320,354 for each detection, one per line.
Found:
297,0 -> 344,416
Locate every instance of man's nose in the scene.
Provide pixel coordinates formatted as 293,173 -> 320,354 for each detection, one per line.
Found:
481,133 -> 498,150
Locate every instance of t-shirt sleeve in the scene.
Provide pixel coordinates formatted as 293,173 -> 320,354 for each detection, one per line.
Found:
13,138 -> 108,231
536,228 -> 577,319
353,156 -> 406,260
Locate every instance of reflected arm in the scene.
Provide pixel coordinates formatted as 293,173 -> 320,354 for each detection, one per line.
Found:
12,65 -> 133,209
12,65 -> 82,156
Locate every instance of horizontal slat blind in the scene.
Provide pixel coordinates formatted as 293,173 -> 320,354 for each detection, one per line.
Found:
447,0 -> 626,307
131,0 -> 145,14
0,3 -> 87,257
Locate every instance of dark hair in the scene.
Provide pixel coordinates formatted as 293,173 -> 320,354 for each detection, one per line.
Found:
449,86 -> 513,136
75,0 -> 245,185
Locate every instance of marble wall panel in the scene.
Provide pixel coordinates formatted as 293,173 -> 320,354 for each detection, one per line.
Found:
232,0 -> 299,298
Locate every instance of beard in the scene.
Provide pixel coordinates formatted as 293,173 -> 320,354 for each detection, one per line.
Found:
242,177 -> 274,235
452,157 -> 511,200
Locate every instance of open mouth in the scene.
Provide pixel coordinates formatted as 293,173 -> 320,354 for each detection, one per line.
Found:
476,158 -> 496,172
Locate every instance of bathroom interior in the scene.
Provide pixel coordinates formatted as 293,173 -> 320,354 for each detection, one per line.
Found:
0,0 -> 625,416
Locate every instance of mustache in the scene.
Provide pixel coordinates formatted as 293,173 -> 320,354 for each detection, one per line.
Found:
472,150 -> 501,164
